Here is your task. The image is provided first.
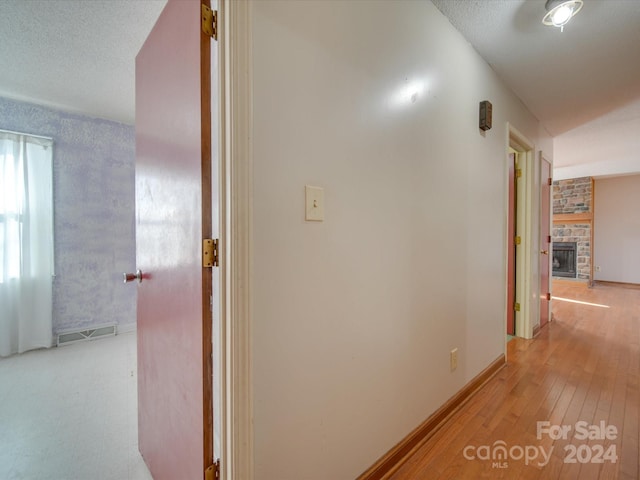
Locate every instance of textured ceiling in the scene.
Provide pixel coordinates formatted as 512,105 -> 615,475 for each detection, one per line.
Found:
431,0 -> 640,136
0,0 -> 167,125
1,0 -> 639,134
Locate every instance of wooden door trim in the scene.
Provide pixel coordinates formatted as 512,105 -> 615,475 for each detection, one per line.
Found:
201,0 -> 214,471
220,1 -> 254,478
506,152 -> 516,336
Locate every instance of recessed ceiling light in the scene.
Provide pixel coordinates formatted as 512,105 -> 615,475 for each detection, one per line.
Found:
542,0 -> 584,32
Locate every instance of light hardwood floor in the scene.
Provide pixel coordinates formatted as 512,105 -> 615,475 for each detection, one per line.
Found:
390,281 -> 640,480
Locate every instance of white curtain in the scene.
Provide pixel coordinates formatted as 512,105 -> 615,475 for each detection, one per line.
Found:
0,130 -> 54,357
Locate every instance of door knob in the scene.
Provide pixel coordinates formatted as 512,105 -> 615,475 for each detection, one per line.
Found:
541,250 -> 549,255
123,269 -> 143,283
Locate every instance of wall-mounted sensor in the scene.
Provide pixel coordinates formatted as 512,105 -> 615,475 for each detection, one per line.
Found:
479,100 -> 492,131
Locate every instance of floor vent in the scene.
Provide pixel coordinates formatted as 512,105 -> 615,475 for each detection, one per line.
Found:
57,324 -> 117,346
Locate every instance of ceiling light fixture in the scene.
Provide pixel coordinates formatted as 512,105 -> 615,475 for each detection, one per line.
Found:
542,0 -> 583,32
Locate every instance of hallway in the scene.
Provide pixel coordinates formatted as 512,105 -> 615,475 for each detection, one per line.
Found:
390,281 -> 640,479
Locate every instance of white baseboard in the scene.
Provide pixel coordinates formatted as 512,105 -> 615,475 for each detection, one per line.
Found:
117,323 -> 136,334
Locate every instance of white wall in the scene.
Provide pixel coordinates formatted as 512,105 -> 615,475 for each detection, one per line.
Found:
554,99 -> 640,180
594,175 -> 640,284
250,1 -> 548,478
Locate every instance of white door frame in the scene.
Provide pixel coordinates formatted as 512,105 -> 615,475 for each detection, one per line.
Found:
219,1 -> 254,478
507,124 -> 538,339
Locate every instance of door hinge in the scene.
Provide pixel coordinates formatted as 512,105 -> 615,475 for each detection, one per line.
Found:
516,168 -> 522,178
514,302 -> 521,312
548,177 -> 553,186
547,235 -> 551,244
201,4 -> 218,40
546,292 -> 552,301
514,235 -> 521,245
203,239 -> 219,268
205,459 -> 220,480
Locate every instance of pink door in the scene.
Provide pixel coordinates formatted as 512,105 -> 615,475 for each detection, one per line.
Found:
135,0 -> 213,478
539,158 -> 552,329
506,153 -> 516,336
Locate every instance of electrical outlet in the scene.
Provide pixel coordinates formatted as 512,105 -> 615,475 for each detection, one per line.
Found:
596,266 -> 601,272
450,348 -> 458,372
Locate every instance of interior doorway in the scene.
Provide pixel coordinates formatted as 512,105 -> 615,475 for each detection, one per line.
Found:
507,125 -> 536,339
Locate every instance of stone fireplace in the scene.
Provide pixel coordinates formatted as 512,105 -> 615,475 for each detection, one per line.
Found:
552,177 -> 593,282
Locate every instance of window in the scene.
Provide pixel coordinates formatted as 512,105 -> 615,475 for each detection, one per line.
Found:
0,146 -> 23,282
0,130 -> 54,356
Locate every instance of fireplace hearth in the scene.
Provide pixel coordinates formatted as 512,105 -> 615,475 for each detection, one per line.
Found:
553,242 -> 577,278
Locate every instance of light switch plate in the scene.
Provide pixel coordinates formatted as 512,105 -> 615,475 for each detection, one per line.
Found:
305,185 -> 324,221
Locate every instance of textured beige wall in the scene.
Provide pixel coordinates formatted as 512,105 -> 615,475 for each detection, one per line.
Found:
594,175 -> 640,284
250,1 -> 546,478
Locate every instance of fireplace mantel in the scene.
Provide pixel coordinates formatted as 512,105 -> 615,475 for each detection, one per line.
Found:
553,212 -> 592,224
